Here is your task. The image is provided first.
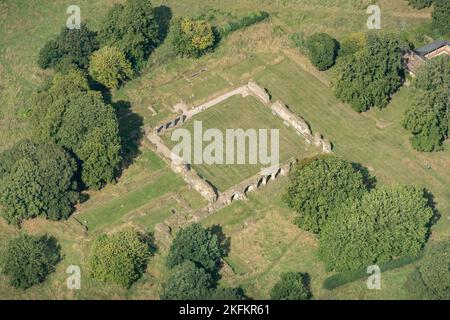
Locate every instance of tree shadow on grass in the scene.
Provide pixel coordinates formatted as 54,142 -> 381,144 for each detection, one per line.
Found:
423,188 -> 441,235
112,100 -> 144,173
154,5 -> 173,43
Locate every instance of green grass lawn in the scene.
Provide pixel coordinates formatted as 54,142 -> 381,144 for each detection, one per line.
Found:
162,94 -> 319,191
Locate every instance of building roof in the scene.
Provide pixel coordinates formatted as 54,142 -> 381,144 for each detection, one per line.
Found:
415,40 -> 450,56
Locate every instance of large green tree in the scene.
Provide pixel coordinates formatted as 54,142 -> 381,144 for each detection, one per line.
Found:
403,56 -> 450,152
99,0 -> 160,69
161,261 -> 213,300
306,33 -> 338,71
169,18 -> 216,58
432,0 -> 450,36
166,223 -> 223,274
32,70 -> 122,190
0,140 -> 78,225
334,33 -> 407,112
284,156 -> 367,234
88,46 -> 133,89
406,239 -> 450,299
38,23 -> 99,69
1,234 -> 61,289
88,229 -> 150,288
319,186 -> 434,272
270,272 -> 312,300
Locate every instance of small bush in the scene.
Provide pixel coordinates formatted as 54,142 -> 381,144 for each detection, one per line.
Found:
220,11 -> 269,38
306,33 -> 338,71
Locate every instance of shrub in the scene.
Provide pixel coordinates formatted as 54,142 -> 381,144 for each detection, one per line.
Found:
432,0 -> 450,36
306,33 -> 338,70
319,186 -> 434,272
284,156 -> 367,234
0,140 -> 78,225
89,46 -> 133,89
88,229 -> 150,288
169,18 -> 215,58
270,272 -> 312,300
1,234 -> 61,289
220,11 -> 269,38
406,0 -> 433,9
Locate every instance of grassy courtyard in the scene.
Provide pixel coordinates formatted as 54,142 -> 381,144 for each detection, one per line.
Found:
162,94 -> 319,191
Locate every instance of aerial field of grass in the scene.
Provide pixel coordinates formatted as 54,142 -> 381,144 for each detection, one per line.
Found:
0,0 -> 447,301
162,94 -> 319,191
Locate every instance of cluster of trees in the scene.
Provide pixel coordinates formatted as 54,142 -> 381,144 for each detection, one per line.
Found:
162,223 -> 244,300
306,33 -> 338,71
284,156 -> 435,272
88,229 -> 150,288
0,234 -> 61,289
334,33 -> 408,112
405,239 -> 450,299
407,0 -> 450,36
402,56 -> 449,152
38,0 -> 161,88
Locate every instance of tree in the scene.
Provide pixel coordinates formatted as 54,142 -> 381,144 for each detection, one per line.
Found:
32,72 -> 122,190
306,33 -> 338,71
284,156 -> 367,234
167,223 -> 223,274
0,140 -> 78,225
338,33 -> 367,57
38,23 -> 99,69
402,56 -> 449,152
319,186 -> 434,272
406,0 -> 433,9
1,234 -> 61,289
334,33 -> 407,112
89,46 -> 133,89
405,239 -> 450,299
99,0 -> 160,69
432,0 -> 450,36
88,229 -> 150,288
169,18 -> 215,58
270,272 -> 312,300
161,261 -> 213,300
210,287 -> 246,300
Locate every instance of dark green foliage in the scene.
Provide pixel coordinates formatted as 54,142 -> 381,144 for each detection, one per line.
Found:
210,287 -> 246,300
432,0 -> 450,36
284,156 -> 367,234
169,18 -> 216,58
319,186 -> 434,272
0,140 -> 78,225
167,223 -> 223,274
220,11 -> 269,38
406,0 -> 433,9
402,56 -> 449,152
1,234 -> 61,289
99,0 -> 159,69
38,23 -> 99,69
161,261 -> 213,300
306,33 -> 338,71
32,70 -> 122,190
406,239 -> 450,299
88,229 -> 150,288
270,272 -> 312,300
334,33 -> 407,112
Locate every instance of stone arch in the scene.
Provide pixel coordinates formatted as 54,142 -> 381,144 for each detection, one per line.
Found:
257,177 -> 265,188
231,192 -> 242,202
